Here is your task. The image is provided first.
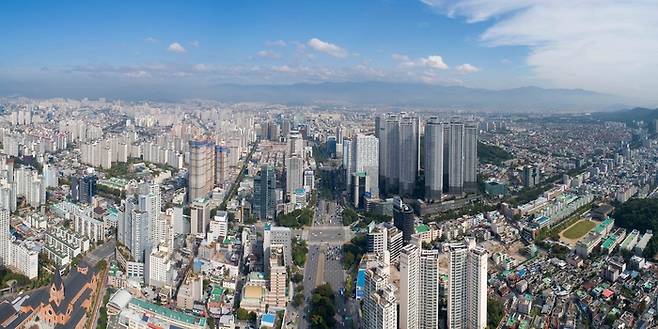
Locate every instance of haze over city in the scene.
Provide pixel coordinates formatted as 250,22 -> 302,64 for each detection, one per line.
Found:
1,2 -> 658,329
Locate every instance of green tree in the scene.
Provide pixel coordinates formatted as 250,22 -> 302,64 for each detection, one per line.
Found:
487,298 -> 505,329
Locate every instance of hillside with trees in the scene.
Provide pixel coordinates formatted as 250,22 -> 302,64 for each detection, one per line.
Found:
613,198 -> 658,258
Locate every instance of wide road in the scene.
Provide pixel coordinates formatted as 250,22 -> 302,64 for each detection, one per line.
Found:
300,199 -> 357,329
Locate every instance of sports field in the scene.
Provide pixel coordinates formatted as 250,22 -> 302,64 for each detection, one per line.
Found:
562,220 -> 597,240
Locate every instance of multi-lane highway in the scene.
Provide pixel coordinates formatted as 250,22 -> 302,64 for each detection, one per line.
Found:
297,199 -> 358,329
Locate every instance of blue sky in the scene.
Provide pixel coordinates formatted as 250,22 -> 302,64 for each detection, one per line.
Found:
1,1 -> 656,103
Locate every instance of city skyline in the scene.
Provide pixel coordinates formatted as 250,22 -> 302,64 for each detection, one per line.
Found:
1,1 -> 658,105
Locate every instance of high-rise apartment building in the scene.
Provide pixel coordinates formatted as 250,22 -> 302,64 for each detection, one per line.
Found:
0,208 -> 10,268
419,249 -> 441,329
400,244 -> 420,329
343,139 -> 353,189
188,140 -> 215,201
285,155 -> 304,199
448,243 -> 488,329
353,133 -> 379,198
448,123 -> 465,195
445,122 -> 478,196
214,144 -> 229,188
398,246 -> 442,329
463,123 -> 478,193
363,264 -> 391,329
376,115 -> 400,196
370,284 -> 398,329
399,115 -> 420,197
287,131 -> 304,156
425,118 -> 444,201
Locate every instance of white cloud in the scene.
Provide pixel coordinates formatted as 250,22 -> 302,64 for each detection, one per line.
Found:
144,37 -> 158,43
420,55 -> 449,69
266,40 -> 287,47
193,64 -> 209,72
124,70 -> 150,78
394,54 -> 449,70
190,40 -> 200,48
456,63 -> 480,73
392,53 -> 410,62
272,65 -> 292,73
167,42 -> 186,53
307,38 -> 348,58
257,50 -> 281,59
421,0 -> 658,101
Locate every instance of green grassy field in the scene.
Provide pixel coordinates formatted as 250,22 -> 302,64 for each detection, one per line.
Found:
562,220 -> 597,239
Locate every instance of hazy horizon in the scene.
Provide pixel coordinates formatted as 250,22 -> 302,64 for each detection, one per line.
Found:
2,1 -> 658,107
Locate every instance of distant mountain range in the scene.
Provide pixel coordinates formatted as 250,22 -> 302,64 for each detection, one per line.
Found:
0,80 -> 630,112
593,107 -> 658,124
209,81 -> 627,112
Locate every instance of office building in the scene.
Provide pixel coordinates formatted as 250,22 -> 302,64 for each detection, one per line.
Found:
448,243 -> 488,329
188,140 -> 215,201
253,165 -> 276,220
263,225 -> 292,271
208,211 -> 229,241
367,226 -> 388,255
523,165 -> 540,187
190,198 -> 211,237
71,174 -> 97,204
394,199 -> 416,243
424,118 -> 444,201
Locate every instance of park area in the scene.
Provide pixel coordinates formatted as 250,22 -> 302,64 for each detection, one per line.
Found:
561,219 -> 597,240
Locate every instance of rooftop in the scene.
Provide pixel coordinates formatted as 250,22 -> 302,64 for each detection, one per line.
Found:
130,298 -> 207,327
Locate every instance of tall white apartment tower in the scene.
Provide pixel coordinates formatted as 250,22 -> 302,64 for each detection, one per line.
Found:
371,284 -> 398,329
448,123 -> 465,195
376,114 -> 400,196
354,134 -> 380,198
424,118 -> 444,202
363,264 -> 391,329
285,155 -> 304,198
398,114 -> 419,197
419,249 -> 441,329
399,244 -> 420,329
0,208 -> 10,267
343,139 -> 353,189
448,243 -> 488,329
463,123 -> 478,193
468,247 -> 488,329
